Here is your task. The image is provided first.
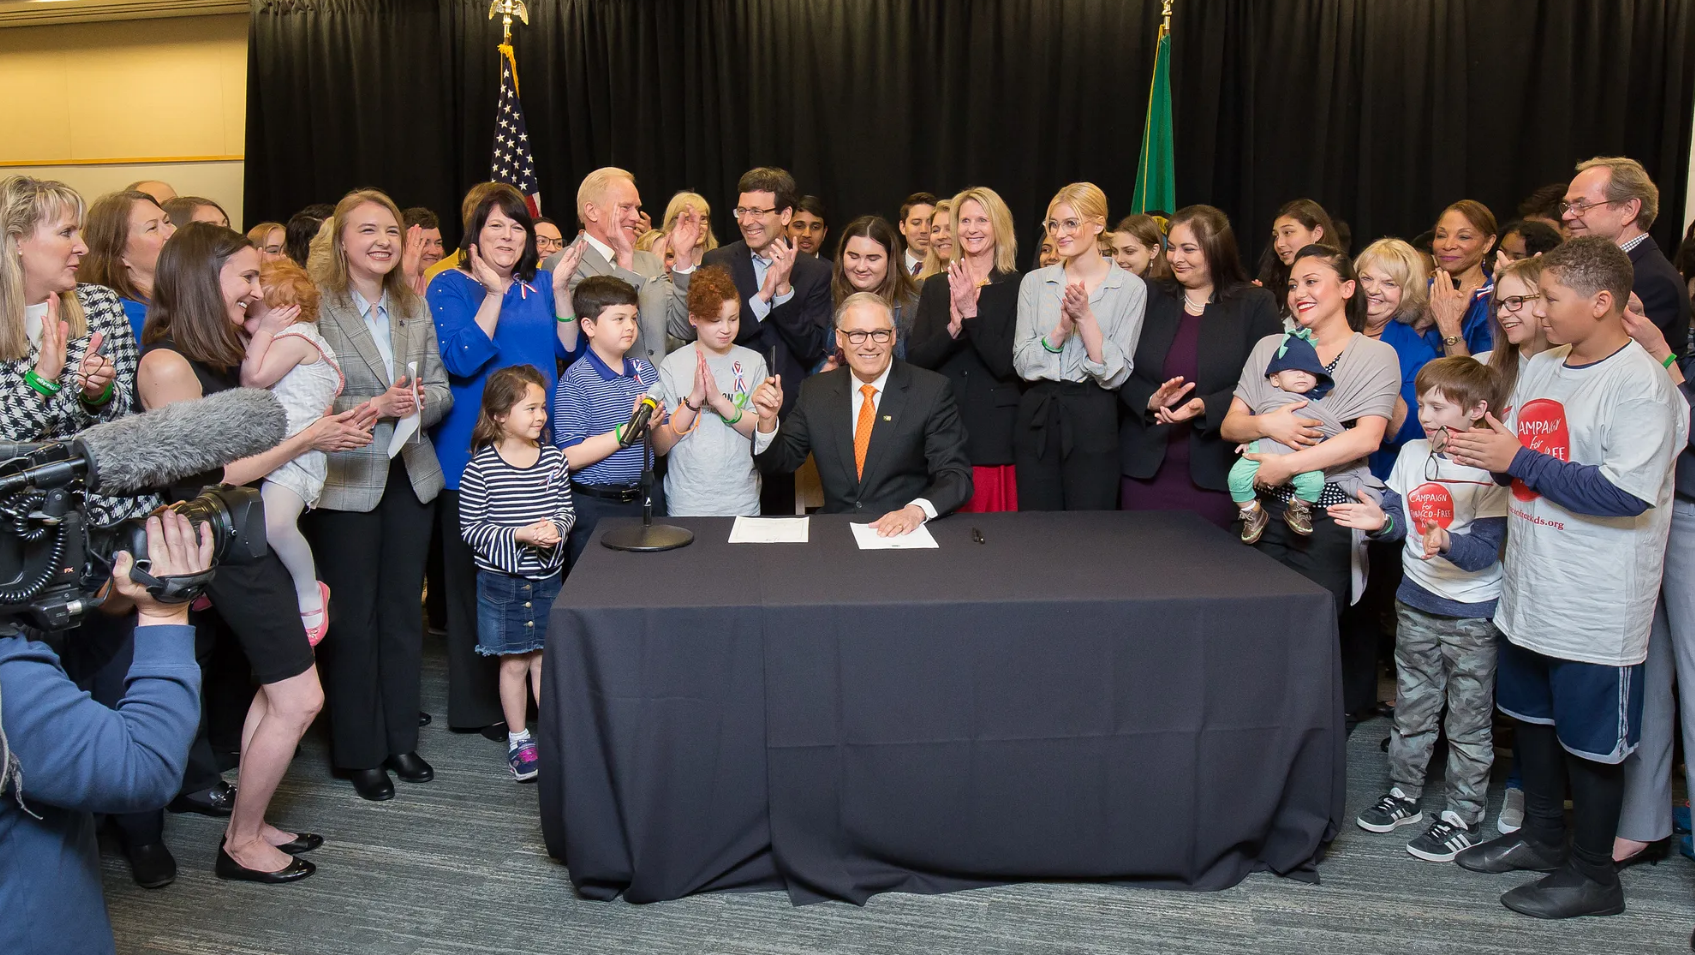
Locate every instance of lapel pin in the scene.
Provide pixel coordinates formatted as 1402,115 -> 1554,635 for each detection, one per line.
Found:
882,415 -> 892,421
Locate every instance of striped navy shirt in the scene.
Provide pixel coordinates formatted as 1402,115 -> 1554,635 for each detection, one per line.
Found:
554,347 -> 658,486
458,443 -> 576,578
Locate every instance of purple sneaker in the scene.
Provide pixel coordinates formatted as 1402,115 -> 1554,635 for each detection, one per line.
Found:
507,740 -> 539,782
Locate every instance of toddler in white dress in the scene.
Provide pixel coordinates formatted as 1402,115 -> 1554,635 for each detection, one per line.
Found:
243,261 -> 344,645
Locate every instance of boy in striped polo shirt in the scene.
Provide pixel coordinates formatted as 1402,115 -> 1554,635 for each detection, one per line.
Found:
556,276 -> 664,566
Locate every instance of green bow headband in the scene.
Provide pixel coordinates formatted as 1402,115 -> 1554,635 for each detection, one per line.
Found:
1275,327 -> 1316,358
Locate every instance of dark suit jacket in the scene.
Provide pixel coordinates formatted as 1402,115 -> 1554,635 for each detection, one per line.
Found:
1629,236 -> 1691,360
672,239 -> 832,414
755,361 -> 974,517
904,269 -> 1023,466
1118,283 -> 1282,490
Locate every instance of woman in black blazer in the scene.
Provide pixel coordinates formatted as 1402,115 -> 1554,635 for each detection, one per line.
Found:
905,186 -> 1024,511
1119,205 -> 1281,528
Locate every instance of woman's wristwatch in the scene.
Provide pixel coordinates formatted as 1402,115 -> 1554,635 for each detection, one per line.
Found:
1442,334 -> 1462,347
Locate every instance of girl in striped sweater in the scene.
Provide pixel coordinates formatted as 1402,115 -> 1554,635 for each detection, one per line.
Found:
458,364 -> 575,781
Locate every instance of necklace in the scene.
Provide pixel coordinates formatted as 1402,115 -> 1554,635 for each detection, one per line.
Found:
1183,293 -> 1208,314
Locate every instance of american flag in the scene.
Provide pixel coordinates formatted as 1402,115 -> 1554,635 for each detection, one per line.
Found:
491,44 -> 541,217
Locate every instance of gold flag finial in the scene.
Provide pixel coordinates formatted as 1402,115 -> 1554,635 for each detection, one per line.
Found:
1161,0 -> 1173,34
488,0 -> 529,43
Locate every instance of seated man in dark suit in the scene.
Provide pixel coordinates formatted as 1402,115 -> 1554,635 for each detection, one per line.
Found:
752,292 -> 973,536
1562,156 -> 1692,357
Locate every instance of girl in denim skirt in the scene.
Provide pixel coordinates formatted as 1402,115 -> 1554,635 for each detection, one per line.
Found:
458,365 -> 575,780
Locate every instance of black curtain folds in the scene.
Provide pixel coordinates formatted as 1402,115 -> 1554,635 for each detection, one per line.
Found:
246,0 -> 1695,256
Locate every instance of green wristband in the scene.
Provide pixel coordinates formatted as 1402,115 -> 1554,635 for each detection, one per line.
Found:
614,423 -> 626,445
1040,334 -> 1064,354
1663,353 -> 1678,369
81,381 -> 114,406
24,370 -> 61,397
724,406 -> 744,426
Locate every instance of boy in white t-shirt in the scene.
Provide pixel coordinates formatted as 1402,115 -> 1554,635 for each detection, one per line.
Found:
1332,358 -> 1509,863
1444,237 -> 1685,920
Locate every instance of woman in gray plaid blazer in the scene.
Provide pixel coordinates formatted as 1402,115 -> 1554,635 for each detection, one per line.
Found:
304,191 -> 453,801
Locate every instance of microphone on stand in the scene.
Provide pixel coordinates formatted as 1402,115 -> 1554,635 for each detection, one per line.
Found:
601,396 -> 693,553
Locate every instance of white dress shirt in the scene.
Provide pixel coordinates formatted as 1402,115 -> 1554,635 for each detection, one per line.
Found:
904,249 -> 923,276
582,231 -> 618,266
754,362 -> 935,520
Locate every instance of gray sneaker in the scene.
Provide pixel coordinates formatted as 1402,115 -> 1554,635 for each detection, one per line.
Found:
1357,787 -> 1423,833
1407,811 -> 1482,863
1498,787 -> 1524,834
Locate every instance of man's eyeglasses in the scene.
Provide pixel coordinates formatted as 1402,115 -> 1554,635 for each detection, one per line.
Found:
840,329 -> 894,345
1496,293 -> 1542,313
733,206 -> 778,220
536,237 -> 564,253
1556,197 -> 1634,217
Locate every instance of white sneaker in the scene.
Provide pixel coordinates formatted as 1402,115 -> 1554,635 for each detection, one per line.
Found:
1497,787 -> 1524,834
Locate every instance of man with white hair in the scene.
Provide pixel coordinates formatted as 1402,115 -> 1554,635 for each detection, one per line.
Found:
752,292 -> 972,536
542,166 -> 692,364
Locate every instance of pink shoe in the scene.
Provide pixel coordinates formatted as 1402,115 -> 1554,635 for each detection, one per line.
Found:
303,582 -> 330,647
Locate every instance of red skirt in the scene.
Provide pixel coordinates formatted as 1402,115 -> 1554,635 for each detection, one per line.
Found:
959,464 -> 1018,513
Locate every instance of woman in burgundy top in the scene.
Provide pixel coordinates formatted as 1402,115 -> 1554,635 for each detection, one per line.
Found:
1118,205 -> 1281,528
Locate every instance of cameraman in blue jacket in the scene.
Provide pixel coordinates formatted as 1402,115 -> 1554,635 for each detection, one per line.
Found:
0,512 -> 212,955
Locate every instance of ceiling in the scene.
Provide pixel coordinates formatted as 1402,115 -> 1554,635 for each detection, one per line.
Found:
0,0 -> 247,27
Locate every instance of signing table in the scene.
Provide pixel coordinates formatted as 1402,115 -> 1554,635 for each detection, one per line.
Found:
539,511 -> 1343,904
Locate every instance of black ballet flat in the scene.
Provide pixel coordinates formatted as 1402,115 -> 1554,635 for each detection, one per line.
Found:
1616,838 -> 1671,871
215,843 -> 315,884
274,832 -> 324,855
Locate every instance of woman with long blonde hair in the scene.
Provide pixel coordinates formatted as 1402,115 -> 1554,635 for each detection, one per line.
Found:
906,186 -> 1025,511
1012,182 -> 1147,510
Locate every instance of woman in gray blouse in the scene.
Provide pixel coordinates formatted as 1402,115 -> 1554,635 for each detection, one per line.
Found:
1012,182 -> 1147,510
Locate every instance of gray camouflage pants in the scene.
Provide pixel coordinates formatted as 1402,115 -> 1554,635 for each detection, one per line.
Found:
1387,602 -> 1499,825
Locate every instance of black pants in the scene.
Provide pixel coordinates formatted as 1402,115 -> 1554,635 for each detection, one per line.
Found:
566,483 -> 667,568
1256,500 -> 1379,715
1014,381 -> 1120,511
1517,719 -> 1625,881
436,489 -> 503,730
306,462 -> 431,770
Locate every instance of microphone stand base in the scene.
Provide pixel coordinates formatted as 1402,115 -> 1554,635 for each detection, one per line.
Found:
600,522 -> 695,552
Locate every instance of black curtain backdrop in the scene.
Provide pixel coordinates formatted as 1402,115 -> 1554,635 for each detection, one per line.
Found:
246,0 -> 1695,258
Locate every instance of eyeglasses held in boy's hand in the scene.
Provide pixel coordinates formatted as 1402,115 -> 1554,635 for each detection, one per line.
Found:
840,329 -> 894,345
1496,293 -> 1542,313
733,206 -> 778,219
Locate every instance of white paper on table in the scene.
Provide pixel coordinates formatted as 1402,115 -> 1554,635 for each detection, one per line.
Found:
849,521 -> 938,550
727,516 -> 810,543
386,360 -> 421,458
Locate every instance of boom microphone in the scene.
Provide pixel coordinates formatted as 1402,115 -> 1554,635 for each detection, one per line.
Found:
0,389 -> 289,497
78,388 -> 289,494
619,395 -> 659,448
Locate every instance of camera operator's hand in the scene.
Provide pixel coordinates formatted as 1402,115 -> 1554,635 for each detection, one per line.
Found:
113,512 -> 214,627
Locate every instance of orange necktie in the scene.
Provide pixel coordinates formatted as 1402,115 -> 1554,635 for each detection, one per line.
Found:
854,383 -> 878,479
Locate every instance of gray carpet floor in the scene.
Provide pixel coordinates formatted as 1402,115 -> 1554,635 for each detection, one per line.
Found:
104,640 -> 1695,955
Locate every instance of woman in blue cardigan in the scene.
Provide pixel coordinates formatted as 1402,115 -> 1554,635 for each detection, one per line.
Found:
427,186 -> 583,734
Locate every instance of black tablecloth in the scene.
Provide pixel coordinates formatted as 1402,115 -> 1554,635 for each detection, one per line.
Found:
539,511 -> 1343,904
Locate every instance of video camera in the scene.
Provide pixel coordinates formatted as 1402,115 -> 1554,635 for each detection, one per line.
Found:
0,388 -> 288,633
